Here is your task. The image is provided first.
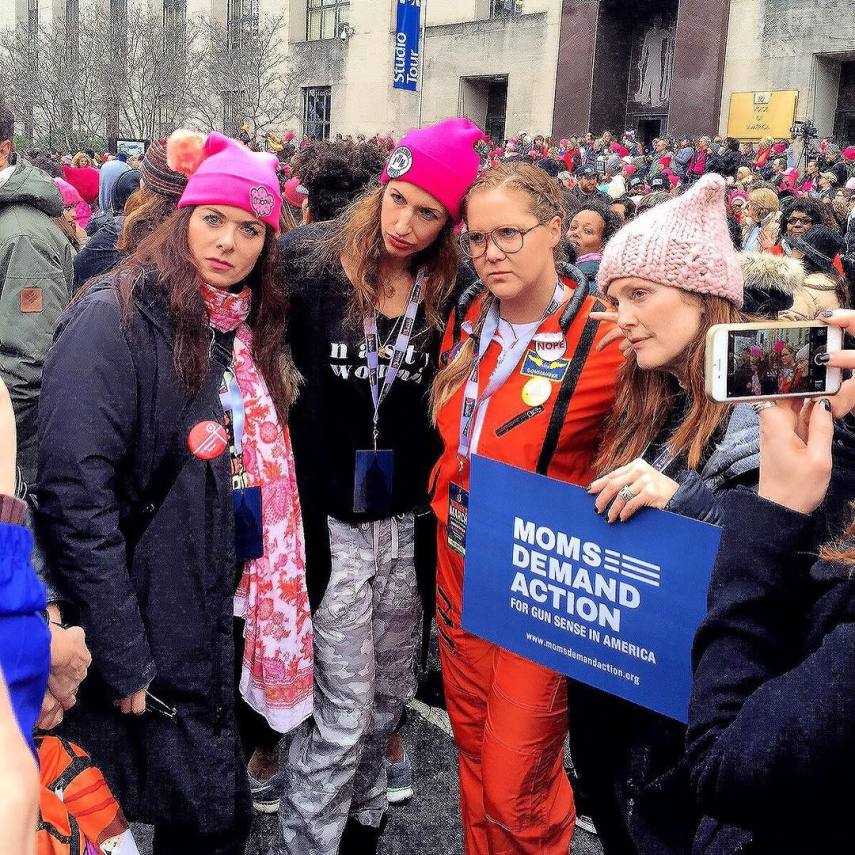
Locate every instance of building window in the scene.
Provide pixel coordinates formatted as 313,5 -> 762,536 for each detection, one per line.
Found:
228,0 -> 259,50
306,0 -> 349,42
490,0 -> 523,18
223,90 -> 246,136
303,86 -> 331,139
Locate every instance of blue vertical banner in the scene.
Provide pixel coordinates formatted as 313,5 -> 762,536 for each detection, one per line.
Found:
461,456 -> 723,723
393,0 -> 422,91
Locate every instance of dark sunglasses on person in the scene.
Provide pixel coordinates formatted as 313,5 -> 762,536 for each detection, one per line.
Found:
460,224 -> 545,259
789,216 -> 813,226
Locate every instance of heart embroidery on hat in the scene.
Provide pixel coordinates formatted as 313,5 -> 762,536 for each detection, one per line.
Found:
249,185 -> 275,219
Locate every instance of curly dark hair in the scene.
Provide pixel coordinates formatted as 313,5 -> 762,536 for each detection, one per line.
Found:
574,200 -> 623,245
293,141 -> 388,222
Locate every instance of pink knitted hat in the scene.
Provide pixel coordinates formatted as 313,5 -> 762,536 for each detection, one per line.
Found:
380,117 -> 486,221
844,146 -> 855,162
167,130 -> 282,231
597,173 -> 744,308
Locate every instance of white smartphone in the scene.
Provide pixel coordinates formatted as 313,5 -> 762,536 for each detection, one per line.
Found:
705,321 -> 843,403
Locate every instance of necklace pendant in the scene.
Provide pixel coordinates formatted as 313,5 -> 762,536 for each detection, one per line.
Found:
383,284 -> 395,298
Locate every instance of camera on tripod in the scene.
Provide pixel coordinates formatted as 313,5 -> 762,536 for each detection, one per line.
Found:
790,120 -> 818,140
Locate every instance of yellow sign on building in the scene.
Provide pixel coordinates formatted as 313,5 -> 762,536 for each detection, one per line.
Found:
727,91 -> 799,140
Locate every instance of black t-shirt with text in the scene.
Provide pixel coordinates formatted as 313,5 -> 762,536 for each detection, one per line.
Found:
280,221 -> 473,525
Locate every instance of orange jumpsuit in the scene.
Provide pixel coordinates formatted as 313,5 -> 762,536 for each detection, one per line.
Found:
431,282 -> 621,854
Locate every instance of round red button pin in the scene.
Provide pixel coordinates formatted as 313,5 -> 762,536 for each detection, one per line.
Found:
188,421 -> 228,460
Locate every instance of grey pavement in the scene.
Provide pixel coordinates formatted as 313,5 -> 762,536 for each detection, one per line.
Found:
134,631 -> 604,854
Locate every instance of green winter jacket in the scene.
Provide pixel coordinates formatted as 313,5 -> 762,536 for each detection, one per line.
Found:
0,161 -> 74,485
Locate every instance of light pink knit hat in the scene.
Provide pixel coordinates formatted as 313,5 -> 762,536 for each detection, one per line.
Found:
596,172 -> 744,308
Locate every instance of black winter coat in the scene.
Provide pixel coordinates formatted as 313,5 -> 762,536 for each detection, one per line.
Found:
688,489 -> 855,854
72,214 -> 123,292
36,273 -> 251,835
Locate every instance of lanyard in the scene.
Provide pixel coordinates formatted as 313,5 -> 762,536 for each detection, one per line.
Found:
457,281 -> 565,464
362,269 -> 425,449
219,365 -> 249,489
223,369 -> 246,454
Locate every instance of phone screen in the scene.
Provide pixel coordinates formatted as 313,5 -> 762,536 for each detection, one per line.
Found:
726,326 -> 829,398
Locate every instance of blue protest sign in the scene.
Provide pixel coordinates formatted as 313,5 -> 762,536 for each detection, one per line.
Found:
393,0 -> 421,91
461,456 -> 722,722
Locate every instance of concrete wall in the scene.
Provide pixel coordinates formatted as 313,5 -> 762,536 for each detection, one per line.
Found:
719,0 -> 855,135
283,0 -> 561,138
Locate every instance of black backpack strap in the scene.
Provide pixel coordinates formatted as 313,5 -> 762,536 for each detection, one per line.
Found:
124,328 -> 236,547
452,280 -> 485,344
536,298 -> 604,476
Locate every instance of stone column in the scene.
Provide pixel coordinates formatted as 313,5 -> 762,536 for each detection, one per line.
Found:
552,0 -> 601,136
667,0 -> 732,135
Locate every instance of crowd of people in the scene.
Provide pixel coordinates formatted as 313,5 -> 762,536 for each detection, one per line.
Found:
0,103 -> 854,855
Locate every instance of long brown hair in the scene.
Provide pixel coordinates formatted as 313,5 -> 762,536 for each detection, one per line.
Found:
311,184 -> 459,331
595,295 -> 744,473
91,207 -> 296,423
430,162 -> 567,422
116,186 -> 179,255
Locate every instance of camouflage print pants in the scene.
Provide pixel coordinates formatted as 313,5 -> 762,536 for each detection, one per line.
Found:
276,514 -> 421,855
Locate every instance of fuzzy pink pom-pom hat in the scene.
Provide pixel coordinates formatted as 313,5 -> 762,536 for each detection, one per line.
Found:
166,130 -> 282,231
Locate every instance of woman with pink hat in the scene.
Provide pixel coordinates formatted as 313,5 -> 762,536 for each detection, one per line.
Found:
276,117 -> 485,854
574,174 -> 761,854
37,130 -> 309,854
52,177 -> 89,250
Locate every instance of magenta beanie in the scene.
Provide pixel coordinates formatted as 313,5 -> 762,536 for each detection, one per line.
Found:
380,117 -> 486,221
53,178 -> 91,229
167,130 -> 282,231
597,173 -> 744,308
844,146 -> 855,162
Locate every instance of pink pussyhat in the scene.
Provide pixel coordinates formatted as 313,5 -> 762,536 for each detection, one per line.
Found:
597,173 -> 744,307
167,130 -> 282,231
381,117 -> 487,221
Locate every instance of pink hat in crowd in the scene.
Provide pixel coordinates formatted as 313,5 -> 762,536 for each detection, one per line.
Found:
844,146 -> 855,161
167,130 -> 282,230
53,177 -> 91,229
624,164 -> 637,176
283,177 -> 308,208
597,173 -> 744,308
381,117 -> 487,221
772,143 -> 787,154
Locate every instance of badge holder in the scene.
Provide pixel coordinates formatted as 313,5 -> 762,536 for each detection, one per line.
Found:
447,471 -> 469,557
354,419 -> 394,516
234,485 -> 264,561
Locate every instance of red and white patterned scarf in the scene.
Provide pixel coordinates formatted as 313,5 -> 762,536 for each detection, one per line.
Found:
201,282 -> 313,733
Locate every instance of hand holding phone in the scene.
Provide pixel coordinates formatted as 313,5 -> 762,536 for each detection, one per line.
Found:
705,320 -> 843,403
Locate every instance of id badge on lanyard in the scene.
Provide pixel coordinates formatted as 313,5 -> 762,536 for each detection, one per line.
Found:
449,282 -> 565,555
221,367 -> 264,561
354,271 -> 424,515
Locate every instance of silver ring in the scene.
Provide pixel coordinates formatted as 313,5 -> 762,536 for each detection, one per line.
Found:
752,401 -> 777,414
618,485 -> 636,502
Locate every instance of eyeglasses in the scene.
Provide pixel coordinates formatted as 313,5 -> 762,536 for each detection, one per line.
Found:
460,224 -> 545,259
788,216 -> 813,225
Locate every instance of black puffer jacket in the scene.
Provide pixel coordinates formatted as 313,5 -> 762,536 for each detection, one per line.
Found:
37,274 -> 250,836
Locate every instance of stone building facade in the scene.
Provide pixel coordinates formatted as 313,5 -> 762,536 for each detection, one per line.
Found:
3,0 -> 854,144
